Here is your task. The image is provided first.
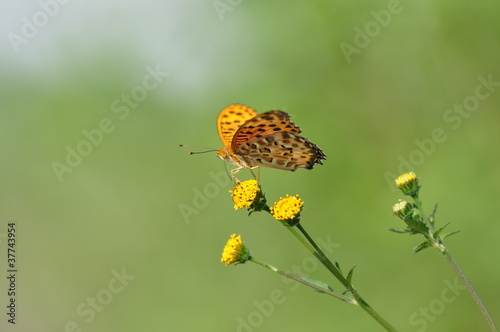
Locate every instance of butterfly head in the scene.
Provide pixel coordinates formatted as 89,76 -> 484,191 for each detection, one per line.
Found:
216,147 -> 229,161
217,147 -> 248,168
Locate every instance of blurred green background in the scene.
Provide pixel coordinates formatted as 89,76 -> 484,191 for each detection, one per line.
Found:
1,1 -> 499,331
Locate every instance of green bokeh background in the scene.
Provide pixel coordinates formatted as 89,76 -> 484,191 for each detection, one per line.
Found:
1,1 -> 499,331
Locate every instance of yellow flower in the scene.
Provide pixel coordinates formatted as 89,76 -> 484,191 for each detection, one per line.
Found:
395,172 -> 419,196
270,194 -> 303,225
229,180 -> 261,210
221,234 -> 250,266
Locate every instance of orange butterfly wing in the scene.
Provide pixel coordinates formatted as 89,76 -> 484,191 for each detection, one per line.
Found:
231,110 -> 302,150
237,131 -> 326,171
217,104 -> 257,147
216,105 -> 326,172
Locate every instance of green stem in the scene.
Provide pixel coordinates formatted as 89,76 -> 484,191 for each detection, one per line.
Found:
412,194 -> 435,233
249,256 -> 355,304
295,223 -> 349,288
294,223 -> 398,332
412,193 -> 497,331
442,249 -> 498,332
262,204 -> 397,330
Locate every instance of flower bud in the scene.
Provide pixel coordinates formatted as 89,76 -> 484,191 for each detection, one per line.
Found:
229,180 -> 265,210
395,172 -> 419,196
270,194 -> 303,226
392,200 -> 413,220
221,234 -> 251,266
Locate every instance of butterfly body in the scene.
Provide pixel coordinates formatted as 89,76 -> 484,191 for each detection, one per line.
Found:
216,104 -> 326,175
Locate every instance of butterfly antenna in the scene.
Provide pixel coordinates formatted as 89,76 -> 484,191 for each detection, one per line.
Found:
179,144 -> 217,155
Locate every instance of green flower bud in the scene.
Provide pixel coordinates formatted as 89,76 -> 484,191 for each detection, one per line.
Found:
392,200 -> 413,220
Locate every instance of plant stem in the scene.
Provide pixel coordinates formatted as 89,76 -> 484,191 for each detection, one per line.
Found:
249,256 -> 355,304
293,223 -> 398,332
295,223 -> 349,288
412,192 -> 497,332
262,204 -> 397,330
412,194 -> 435,232
442,249 -> 498,332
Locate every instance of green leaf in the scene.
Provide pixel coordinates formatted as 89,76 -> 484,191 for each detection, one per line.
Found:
335,261 -> 343,275
442,230 -> 461,240
342,289 -> 352,296
300,277 -> 334,293
346,264 -> 357,285
433,222 -> 451,238
413,241 -> 432,253
388,227 -> 412,234
428,204 -> 438,224
404,218 -> 429,234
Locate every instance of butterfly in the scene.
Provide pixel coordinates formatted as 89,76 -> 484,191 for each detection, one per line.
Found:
216,104 -> 326,178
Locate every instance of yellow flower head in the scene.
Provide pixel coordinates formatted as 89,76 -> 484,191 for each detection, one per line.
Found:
392,200 -> 413,220
395,172 -> 419,196
270,194 -> 303,225
221,234 -> 250,266
229,180 -> 261,210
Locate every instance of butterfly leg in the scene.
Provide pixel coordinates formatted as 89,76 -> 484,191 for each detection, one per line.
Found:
230,166 -> 244,184
248,166 -> 261,184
